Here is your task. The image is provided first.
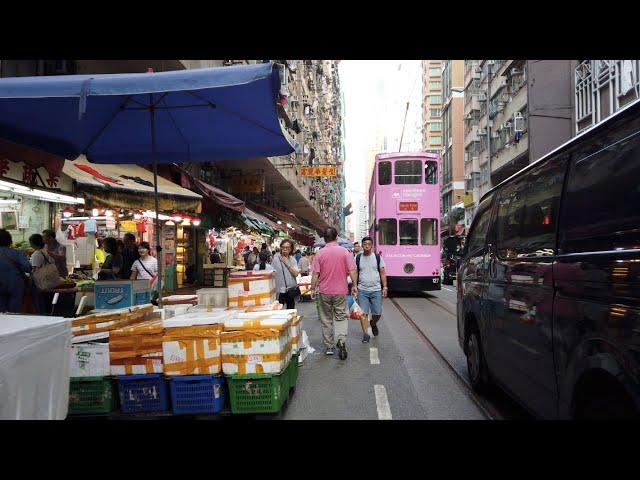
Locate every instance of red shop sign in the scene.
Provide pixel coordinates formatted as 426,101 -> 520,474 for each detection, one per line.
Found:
398,202 -> 419,211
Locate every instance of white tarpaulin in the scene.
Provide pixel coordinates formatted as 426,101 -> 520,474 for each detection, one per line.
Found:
0,315 -> 71,420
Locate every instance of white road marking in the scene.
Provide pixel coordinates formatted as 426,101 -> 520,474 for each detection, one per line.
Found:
370,347 -> 380,365
441,286 -> 457,294
374,385 -> 392,420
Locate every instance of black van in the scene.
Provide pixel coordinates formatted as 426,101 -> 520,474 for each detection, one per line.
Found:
457,99 -> 640,419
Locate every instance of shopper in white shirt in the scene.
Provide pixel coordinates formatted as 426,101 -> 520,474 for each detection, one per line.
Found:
129,241 -> 158,284
253,250 -> 274,272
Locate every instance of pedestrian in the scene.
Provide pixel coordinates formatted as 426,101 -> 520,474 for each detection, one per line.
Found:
354,236 -> 388,342
352,242 -> 361,256
261,242 -> 270,253
209,248 -> 222,264
310,227 -> 357,360
95,237 -> 106,267
242,246 -> 251,266
42,229 -> 68,278
130,241 -> 158,282
28,233 -> 55,315
272,239 -> 300,310
295,249 -> 302,263
120,233 -> 139,280
98,237 -> 123,280
298,251 -> 310,276
0,229 -> 32,313
253,250 -> 274,272
246,246 -> 259,271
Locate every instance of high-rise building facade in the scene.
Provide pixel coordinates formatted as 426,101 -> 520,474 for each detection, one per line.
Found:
422,60 -> 443,154
462,60 -> 573,229
440,60 -> 466,235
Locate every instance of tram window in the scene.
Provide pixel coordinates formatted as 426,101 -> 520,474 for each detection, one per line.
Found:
425,161 -> 438,185
421,219 -> 438,245
395,160 -> 422,184
379,162 -> 392,185
378,219 -> 397,245
399,220 -> 419,245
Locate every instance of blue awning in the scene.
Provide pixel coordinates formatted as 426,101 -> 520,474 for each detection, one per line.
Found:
0,62 -> 298,164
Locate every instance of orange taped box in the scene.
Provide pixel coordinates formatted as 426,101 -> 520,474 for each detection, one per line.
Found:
109,319 -> 164,375
221,313 -> 293,375
227,271 -> 277,308
163,325 -> 223,376
71,304 -> 153,337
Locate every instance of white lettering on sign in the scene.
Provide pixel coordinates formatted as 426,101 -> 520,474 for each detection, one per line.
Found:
401,189 -> 425,199
100,287 -> 125,294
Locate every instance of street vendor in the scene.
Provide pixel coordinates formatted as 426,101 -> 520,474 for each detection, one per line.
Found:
43,229 -> 68,277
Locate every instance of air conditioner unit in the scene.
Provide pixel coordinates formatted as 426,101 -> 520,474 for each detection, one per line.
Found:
477,128 -> 487,136
477,94 -> 487,102
510,67 -> 522,76
514,112 -> 525,132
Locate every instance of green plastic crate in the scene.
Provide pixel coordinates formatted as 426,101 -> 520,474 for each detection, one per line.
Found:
227,361 -> 292,414
68,377 -> 116,415
289,354 -> 299,392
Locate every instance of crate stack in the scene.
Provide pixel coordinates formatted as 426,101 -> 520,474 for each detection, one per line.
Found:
203,263 -> 229,287
67,305 -> 154,415
222,310 -> 298,414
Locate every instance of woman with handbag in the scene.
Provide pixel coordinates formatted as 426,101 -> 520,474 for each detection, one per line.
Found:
29,233 -> 59,315
0,229 -> 32,313
98,237 -> 123,281
272,239 -> 300,310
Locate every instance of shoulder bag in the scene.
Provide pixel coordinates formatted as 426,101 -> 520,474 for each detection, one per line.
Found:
33,250 -> 62,291
278,255 -> 301,299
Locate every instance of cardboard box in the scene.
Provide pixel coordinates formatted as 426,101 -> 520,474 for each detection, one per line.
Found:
227,271 -> 276,308
94,280 -> 152,310
70,342 -> 110,377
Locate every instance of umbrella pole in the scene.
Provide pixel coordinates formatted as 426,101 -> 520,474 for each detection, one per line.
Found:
150,105 -> 163,308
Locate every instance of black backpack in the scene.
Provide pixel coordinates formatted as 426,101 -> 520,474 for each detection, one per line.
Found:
356,253 -> 382,284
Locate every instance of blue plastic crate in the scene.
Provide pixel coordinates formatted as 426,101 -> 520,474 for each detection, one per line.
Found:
116,374 -> 169,413
169,375 -> 225,415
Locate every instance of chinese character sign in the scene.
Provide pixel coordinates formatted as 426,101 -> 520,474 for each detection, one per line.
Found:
299,166 -> 337,177
230,175 -> 264,194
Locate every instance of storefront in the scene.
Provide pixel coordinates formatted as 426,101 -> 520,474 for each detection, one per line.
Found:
62,156 -> 202,289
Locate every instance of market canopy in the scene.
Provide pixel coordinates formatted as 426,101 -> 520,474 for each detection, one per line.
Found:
62,155 -> 202,213
0,62 -> 298,164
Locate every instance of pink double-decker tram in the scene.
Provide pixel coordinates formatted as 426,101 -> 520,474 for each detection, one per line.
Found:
368,152 -> 441,292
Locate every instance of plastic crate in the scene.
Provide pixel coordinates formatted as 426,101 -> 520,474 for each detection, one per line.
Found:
68,376 -> 116,415
227,361 -> 292,414
289,354 -> 299,392
116,374 -> 169,413
169,375 -> 225,415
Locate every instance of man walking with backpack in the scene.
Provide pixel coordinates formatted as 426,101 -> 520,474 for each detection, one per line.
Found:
354,236 -> 388,342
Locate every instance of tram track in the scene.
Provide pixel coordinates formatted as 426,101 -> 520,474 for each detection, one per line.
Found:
390,296 -> 504,420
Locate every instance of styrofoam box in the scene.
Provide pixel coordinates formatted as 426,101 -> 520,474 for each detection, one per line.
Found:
197,288 -> 228,308
70,342 -> 110,377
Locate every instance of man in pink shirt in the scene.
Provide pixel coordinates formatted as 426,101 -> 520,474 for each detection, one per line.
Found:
310,227 -> 358,360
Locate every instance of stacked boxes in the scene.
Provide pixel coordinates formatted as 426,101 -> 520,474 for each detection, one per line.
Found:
227,271 -> 276,308
110,320 -> 164,375
221,311 -> 294,375
71,304 -> 153,338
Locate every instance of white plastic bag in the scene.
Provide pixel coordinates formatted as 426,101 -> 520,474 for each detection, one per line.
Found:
349,300 -> 366,320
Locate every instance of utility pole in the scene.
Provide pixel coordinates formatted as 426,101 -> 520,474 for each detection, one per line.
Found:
398,100 -> 410,152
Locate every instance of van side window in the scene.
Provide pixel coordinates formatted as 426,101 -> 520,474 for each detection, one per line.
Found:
496,157 -> 566,258
466,196 -> 493,254
560,120 -> 640,253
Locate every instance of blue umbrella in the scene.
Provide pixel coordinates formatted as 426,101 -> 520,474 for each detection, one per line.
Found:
0,63 -> 297,304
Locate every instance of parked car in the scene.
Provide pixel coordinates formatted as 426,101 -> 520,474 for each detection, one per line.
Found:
457,99 -> 640,419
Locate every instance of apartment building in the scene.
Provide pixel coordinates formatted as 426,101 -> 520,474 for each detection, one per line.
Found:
573,60 -> 640,134
462,60 -> 573,228
0,59 -> 344,232
422,60 -> 443,154
440,60 -> 465,235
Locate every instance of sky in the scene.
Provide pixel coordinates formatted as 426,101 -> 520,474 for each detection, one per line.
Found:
340,60 -> 422,199
339,60 -> 422,235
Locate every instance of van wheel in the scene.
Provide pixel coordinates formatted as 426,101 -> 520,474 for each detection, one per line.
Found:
466,322 -> 491,394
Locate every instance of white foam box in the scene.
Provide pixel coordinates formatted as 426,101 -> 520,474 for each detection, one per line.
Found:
221,315 -> 292,375
227,271 -> 277,308
70,342 -> 110,377
162,324 -> 223,376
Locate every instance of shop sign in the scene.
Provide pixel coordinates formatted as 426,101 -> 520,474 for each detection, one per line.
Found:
230,175 -> 263,194
119,220 -> 137,232
299,166 -> 337,177
398,201 -> 418,212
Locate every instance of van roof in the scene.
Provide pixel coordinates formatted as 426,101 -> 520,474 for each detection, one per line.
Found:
480,97 -> 640,203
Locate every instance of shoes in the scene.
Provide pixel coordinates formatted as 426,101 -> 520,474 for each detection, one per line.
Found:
337,339 -> 348,360
371,319 -> 379,337
362,334 -> 370,343
325,348 -> 335,356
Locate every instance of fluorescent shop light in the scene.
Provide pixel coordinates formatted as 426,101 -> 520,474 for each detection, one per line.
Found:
0,179 -> 84,204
